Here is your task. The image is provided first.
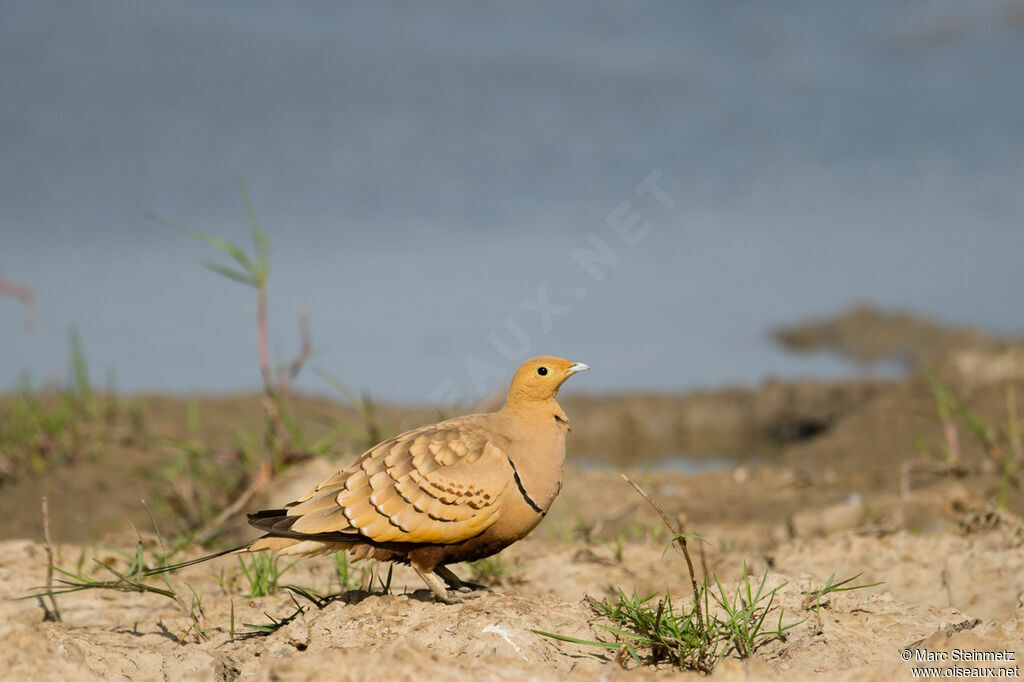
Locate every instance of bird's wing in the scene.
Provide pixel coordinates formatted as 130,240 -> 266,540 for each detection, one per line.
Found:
270,417 -> 514,544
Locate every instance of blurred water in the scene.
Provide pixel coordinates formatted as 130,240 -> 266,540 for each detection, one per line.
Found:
2,1 -> 1023,402
574,453 -> 738,476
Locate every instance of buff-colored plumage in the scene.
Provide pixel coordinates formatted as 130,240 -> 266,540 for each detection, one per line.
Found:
237,355 -> 588,602
264,418 -> 509,543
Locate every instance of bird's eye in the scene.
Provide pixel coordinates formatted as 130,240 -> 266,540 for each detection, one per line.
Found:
537,367 -> 548,376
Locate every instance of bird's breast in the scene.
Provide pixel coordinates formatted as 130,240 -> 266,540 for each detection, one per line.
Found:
505,432 -> 566,514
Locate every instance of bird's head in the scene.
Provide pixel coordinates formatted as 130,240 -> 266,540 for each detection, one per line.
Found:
504,356 -> 589,407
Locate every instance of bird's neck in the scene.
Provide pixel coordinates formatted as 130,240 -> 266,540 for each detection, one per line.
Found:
499,397 -> 570,513
499,396 -> 566,421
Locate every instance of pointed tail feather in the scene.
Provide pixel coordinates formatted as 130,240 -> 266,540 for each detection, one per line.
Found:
143,544 -> 251,576
143,507 -> 367,577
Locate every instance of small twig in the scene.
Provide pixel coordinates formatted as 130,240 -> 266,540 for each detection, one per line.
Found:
193,458 -> 272,545
257,281 -> 272,392
359,390 -> 381,449
1008,385 -> 1021,467
277,311 -> 311,391
0,276 -> 35,328
698,531 -> 710,584
621,474 -> 705,635
314,368 -> 382,449
899,459 -> 913,500
940,410 -> 960,469
588,500 -> 641,540
264,312 -> 312,470
40,497 -> 61,621
927,373 -> 1004,464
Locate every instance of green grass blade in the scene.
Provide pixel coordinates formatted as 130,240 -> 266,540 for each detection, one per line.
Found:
234,177 -> 269,272
148,210 -> 258,276
200,260 -> 256,287
531,630 -> 622,649
68,327 -> 93,405
595,624 -> 649,641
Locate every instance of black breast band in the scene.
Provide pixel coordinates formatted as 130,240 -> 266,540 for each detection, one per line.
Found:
506,456 -> 545,515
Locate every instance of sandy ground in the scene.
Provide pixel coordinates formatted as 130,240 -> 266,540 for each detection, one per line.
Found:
2,316 -> 1023,680
2,458 -> 1023,681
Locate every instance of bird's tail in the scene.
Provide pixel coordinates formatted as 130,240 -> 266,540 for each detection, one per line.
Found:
142,508 -> 349,577
143,544 -> 250,577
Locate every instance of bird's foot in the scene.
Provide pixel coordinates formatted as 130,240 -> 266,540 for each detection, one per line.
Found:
436,589 -> 485,604
434,565 -> 493,593
452,581 -> 491,593
414,567 -> 469,604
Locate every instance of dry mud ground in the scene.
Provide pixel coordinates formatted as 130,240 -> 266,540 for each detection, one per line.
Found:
2,461 -> 1023,681
3,339 -> 1024,679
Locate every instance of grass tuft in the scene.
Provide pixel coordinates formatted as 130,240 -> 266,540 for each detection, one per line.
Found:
243,585 -> 326,635
332,552 -> 365,592
468,554 -> 515,585
0,333 -> 144,478
921,373 -> 1021,508
535,476 -> 803,672
801,572 -> 883,611
238,553 -> 295,598
539,567 -> 798,672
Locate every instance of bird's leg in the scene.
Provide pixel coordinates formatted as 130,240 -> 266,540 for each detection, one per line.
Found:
434,565 -> 491,593
413,567 -> 463,604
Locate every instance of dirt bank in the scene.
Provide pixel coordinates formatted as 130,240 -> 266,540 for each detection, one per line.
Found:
2,307 -> 1023,679
2,468 -> 1022,680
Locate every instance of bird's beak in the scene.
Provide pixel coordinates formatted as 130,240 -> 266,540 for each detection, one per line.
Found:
567,362 -> 589,374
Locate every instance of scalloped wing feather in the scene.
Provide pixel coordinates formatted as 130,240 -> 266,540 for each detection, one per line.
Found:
276,416 -> 512,545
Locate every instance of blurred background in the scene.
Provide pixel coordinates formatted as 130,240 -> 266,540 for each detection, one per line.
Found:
2,0 -> 1023,402
3,8 -> 1024,658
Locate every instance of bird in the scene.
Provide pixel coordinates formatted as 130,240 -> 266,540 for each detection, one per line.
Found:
153,355 -> 588,603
